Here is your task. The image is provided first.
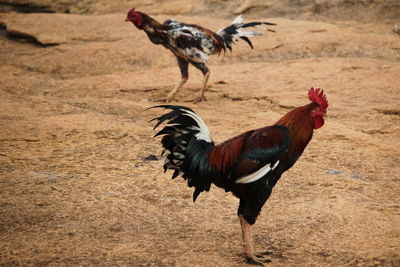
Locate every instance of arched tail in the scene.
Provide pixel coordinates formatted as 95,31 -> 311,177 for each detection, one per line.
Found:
217,15 -> 276,51
150,105 -> 215,201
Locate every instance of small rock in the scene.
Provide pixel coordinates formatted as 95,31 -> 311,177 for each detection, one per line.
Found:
143,154 -> 159,161
393,24 -> 400,35
105,191 -> 121,195
215,80 -> 227,84
325,169 -> 343,175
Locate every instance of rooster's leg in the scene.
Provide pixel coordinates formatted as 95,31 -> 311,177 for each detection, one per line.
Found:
166,57 -> 189,102
196,71 -> 210,103
191,62 -> 210,103
238,196 -> 272,265
166,77 -> 188,103
239,215 -> 265,266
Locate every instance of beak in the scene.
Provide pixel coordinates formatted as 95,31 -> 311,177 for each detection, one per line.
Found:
124,18 -> 129,22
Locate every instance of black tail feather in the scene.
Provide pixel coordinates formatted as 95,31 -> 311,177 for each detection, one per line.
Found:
239,36 -> 253,49
172,169 -> 180,179
150,105 -> 215,201
242,21 -> 277,27
217,16 -> 276,50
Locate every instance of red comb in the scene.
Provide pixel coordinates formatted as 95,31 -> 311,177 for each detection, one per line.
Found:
127,8 -> 136,15
308,87 -> 328,110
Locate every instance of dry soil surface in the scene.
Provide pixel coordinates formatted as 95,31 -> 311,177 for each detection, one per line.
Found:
1,1 -> 400,266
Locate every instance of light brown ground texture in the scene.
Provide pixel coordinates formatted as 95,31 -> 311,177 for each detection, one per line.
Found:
1,0 -> 400,266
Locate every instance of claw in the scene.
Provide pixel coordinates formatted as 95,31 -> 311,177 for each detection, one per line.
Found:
192,96 -> 207,103
165,96 -> 176,103
245,255 -> 269,266
256,251 -> 273,258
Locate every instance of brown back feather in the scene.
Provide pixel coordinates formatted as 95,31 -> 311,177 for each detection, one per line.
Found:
209,132 -> 249,173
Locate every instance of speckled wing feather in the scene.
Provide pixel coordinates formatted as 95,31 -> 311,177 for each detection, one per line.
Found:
163,19 -> 221,63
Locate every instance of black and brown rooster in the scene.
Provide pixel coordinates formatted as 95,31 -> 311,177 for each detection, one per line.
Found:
150,88 -> 328,265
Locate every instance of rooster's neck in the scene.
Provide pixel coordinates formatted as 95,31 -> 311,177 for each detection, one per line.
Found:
140,13 -> 165,31
274,104 -> 315,154
137,13 -> 168,45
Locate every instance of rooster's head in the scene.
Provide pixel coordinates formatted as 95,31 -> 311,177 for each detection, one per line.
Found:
308,87 -> 328,129
125,8 -> 143,29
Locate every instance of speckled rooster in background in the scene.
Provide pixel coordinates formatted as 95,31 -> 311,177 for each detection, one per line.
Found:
125,8 -> 276,103
150,88 -> 328,265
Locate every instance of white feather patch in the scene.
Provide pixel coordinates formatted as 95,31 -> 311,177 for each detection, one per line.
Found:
232,15 -> 243,25
235,160 -> 280,184
182,110 -> 213,143
237,29 -> 262,38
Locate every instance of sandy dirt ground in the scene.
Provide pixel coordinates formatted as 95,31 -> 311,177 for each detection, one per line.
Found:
1,0 -> 400,266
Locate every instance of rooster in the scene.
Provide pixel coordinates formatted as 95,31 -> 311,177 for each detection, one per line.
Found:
149,88 -> 328,265
125,8 -> 276,103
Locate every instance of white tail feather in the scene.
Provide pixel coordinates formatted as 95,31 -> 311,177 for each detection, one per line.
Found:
231,15 -> 244,25
182,109 -> 212,143
237,29 -> 263,37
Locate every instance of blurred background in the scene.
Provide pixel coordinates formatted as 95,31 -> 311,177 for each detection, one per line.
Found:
1,0 -> 400,22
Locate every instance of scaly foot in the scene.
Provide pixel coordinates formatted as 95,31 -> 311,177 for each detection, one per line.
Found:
255,251 -> 273,258
245,251 -> 273,266
165,95 -> 177,103
245,255 -> 267,266
192,96 -> 207,103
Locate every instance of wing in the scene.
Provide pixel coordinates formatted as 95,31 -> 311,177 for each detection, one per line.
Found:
163,19 -> 218,63
209,125 -> 290,184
